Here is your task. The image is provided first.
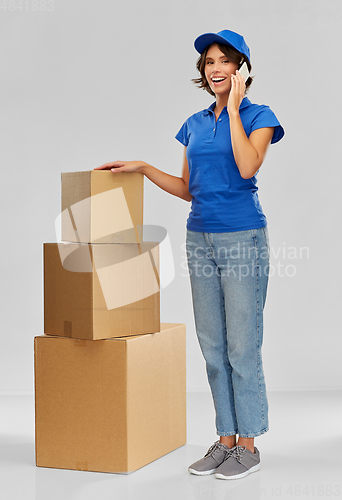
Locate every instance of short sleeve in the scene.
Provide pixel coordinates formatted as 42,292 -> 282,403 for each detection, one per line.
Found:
250,106 -> 285,144
175,120 -> 189,146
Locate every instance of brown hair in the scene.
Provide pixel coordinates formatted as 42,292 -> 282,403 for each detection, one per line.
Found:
192,43 -> 253,97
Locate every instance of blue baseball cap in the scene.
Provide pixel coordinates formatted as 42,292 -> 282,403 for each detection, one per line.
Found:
194,29 -> 251,62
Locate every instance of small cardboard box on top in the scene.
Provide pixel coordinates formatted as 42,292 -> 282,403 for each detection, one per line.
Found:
44,241 -> 160,340
61,170 -> 144,244
34,323 -> 186,474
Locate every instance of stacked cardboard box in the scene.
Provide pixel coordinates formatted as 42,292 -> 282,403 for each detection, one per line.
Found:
35,170 -> 186,473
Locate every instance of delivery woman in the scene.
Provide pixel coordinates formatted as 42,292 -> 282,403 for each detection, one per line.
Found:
95,29 -> 284,480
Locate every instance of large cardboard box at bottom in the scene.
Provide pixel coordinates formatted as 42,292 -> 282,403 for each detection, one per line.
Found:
34,323 -> 186,474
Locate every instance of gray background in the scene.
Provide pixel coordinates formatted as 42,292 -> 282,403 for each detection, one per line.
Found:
1,0 -> 341,394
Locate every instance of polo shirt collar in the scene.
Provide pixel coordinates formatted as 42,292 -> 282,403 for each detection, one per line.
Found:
203,97 -> 251,116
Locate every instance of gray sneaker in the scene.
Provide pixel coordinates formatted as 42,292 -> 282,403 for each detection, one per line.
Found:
214,445 -> 261,480
188,441 -> 232,475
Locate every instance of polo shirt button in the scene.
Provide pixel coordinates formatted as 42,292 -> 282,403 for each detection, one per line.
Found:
218,119 -> 222,122
213,128 -> 215,131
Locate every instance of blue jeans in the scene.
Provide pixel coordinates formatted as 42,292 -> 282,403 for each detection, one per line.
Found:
186,226 -> 270,438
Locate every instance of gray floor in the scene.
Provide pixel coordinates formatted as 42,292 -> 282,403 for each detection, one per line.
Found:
0,391 -> 341,500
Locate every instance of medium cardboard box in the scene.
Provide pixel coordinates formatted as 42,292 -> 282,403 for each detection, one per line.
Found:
34,323 -> 186,474
44,241 -> 160,340
61,170 -> 144,243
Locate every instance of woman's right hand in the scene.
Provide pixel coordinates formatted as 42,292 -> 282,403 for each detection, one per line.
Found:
94,151 -> 192,201
94,161 -> 147,173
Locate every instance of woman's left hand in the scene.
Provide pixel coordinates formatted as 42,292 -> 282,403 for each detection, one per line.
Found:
227,70 -> 246,115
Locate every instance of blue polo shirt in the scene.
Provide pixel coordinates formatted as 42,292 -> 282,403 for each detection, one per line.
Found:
175,97 -> 284,233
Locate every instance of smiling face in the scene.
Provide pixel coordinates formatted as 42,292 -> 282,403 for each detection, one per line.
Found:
204,44 -> 240,97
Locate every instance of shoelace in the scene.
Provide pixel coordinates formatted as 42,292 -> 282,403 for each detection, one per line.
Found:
227,445 -> 247,462
204,440 -> 232,460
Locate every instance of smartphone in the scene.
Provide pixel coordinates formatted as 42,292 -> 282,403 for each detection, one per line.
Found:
238,61 -> 250,82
